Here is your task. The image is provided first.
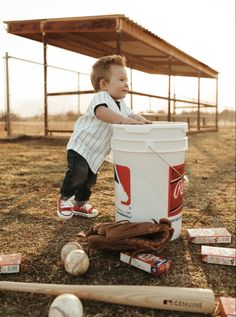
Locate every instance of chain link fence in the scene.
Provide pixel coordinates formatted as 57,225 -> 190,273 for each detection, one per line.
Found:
1,53 -> 234,138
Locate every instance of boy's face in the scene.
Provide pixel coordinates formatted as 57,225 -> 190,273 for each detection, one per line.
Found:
102,65 -> 129,99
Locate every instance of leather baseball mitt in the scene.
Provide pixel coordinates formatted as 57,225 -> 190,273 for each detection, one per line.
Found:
85,218 -> 174,254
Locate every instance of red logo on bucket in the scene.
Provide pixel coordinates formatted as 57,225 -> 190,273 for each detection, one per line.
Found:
114,164 -> 131,205
168,164 -> 185,217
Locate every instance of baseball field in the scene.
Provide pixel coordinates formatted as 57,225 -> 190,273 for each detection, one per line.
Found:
0,128 -> 235,317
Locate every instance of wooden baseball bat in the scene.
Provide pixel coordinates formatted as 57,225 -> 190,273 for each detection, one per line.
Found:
0,281 -> 215,313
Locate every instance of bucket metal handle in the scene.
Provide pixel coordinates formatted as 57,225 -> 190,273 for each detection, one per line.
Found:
147,142 -> 187,182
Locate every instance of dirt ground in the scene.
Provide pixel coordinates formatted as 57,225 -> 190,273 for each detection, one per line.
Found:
0,128 -> 235,317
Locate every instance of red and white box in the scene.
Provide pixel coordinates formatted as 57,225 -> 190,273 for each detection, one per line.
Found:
187,228 -> 231,244
219,297 -> 236,317
120,252 -> 172,276
201,246 -> 236,266
0,253 -> 22,274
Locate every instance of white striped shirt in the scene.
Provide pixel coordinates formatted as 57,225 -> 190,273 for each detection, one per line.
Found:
67,91 -> 133,173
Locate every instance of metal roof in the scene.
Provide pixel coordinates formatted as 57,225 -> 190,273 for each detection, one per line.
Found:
4,14 -> 218,78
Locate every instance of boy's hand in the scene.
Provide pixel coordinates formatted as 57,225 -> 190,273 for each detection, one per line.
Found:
129,114 -> 153,124
122,117 -> 144,125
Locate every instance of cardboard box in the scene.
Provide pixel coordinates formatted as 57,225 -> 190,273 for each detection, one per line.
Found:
219,297 -> 236,317
120,252 -> 172,276
0,253 -> 22,274
201,246 -> 236,266
187,228 -> 231,244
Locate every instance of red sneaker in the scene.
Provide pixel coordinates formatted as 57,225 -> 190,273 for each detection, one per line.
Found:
57,198 -> 74,219
73,203 -> 98,218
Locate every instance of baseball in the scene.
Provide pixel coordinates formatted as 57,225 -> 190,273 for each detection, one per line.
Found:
64,249 -> 89,276
48,293 -> 83,317
61,242 -> 83,262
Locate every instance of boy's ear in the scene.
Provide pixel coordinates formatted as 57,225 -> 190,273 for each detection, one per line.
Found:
99,79 -> 108,90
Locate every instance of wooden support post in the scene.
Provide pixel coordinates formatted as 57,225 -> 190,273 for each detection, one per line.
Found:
173,76 -> 176,115
42,32 -> 48,136
215,77 -> 219,131
78,72 -> 81,115
187,117 -> 191,129
4,52 -> 11,136
197,74 -> 201,131
130,68 -> 133,110
167,57 -> 171,121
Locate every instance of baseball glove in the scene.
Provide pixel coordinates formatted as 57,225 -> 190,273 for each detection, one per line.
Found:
85,218 -> 174,254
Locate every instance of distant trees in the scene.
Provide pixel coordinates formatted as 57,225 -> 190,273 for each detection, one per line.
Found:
0,112 -> 21,121
0,111 -> 80,121
219,109 -> 236,121
0,109 -> 235,123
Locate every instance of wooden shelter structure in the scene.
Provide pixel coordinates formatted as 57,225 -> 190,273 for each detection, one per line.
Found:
4,14 -> 219,135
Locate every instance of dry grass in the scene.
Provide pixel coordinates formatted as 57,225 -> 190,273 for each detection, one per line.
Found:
0,128 -> 235,317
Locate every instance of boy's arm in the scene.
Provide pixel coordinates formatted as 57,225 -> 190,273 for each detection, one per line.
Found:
95,106 -> 143,124
128,113 -> 153,124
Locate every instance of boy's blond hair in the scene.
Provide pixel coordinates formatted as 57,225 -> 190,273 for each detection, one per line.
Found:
91,55 -> 126,92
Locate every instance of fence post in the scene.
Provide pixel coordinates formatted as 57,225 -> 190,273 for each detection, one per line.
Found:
77,72 -> 80,114
42,31 -> 48,136
215,77 -> 219,131
167,57 -> 172,121
130,68 -> 133,110
197,74 -> 201,131
4,52 -> 11,136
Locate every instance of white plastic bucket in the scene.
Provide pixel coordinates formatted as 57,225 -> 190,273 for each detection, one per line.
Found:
111,122 -> 188,240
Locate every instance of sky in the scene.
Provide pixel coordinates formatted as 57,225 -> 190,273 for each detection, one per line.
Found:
0,0 -> 235,115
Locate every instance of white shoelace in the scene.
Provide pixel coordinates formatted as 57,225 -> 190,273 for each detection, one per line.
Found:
81,203 -> 93,210
60,199 -> 74,207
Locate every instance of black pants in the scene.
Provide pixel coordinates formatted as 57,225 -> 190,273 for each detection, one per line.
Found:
60,150 -> 97,202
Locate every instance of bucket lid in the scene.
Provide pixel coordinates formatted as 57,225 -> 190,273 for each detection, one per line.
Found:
112,122 -> 188,133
